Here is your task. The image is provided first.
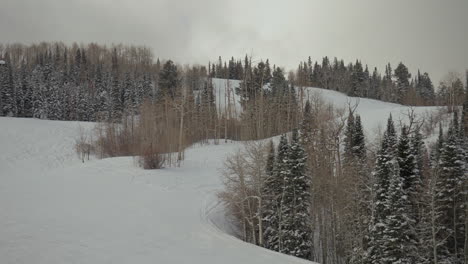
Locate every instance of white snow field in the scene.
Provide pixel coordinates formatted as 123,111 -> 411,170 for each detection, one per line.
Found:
0,117 -> 313,264
0,81 -> 438,264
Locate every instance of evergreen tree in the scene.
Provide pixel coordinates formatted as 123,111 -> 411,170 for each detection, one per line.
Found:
264,59 -> 272,84
369,67 -> 382,99
158,60 -> 179,99
0,55 -> 16,116
353,115 -> 366,160
396,126 -> 421,259
110,49 -> 122,120
20,62 -> 33,117
350,60 -> 365,97
142,72 -> 153,101
94,63 -> 109,118
397,126 -> 419,201
346,114 -> 370,264
367,115 -> 398,263
415,71 -> 435,104
300,99 -> 315,147
432,123 -> 445,164
280,129 -> 312,259
266,140 -> 275,178
123,71 -> 135,113
384,114 -> 398,153
382,160 -> 418,264
434,117 -> 466,262
394,62 -> 411,103
344,111 -> 355,161
263,134 -> 290,252
411,128 -> 425,181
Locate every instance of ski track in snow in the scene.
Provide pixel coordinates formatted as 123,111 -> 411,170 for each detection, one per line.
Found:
0,81 -> 439,263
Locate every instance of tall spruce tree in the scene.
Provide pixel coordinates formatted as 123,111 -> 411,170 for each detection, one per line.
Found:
394,63 -> 411,103
367,115 -> 398,264
266,140 -> 275,179
382,160 -> 418,264
263,134 -> 290,252
353,115 -> 366,160
158,60 -> 180,100
397,126 -> 419,201
434,116 -> 466,263
281,129 -> 312,259
344,111 -> 355,162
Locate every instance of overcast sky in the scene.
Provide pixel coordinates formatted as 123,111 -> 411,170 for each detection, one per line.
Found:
1,0 -> 467,83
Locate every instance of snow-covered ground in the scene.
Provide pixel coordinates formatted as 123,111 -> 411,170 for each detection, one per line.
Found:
212,78 -> 440,141
0,82 -> 440,263
0,117 -> 313,263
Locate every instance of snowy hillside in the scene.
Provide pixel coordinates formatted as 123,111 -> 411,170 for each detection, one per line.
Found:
0,83 -> 441,263
212,78 -> 242,117
212,78 -> 440,141
0,117 -> 313,264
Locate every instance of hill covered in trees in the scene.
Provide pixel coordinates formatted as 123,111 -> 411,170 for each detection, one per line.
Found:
1,42 -> 466,124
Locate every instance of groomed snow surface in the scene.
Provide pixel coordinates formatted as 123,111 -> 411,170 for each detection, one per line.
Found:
0,80 -> 438,263
0,117 -> 313,264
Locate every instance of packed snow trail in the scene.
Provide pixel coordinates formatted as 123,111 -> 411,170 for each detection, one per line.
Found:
0,117 -> 313,263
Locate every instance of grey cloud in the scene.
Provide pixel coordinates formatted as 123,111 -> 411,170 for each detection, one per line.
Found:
1,0 -> 467,83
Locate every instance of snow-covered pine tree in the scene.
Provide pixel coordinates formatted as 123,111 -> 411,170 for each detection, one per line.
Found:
369,67 -> 382,100
353,115 -> 366,160
109,49 -> 122,121
133,74 -> 144,112
411,127 -> 425,183
14,65 -> 24,117
395,125 -> 421,259
344,111 -> 355,162
463,72 -> 468,139
431,123 -> 445,165
434,115 -> 466,263
415,71 -> 435,104
385,114 -> 398,153
394,62 -> 411,104
266,140 -> 275,178
19,61 -> 33,117
397,126 -> 419,206
381,159 -> 418,264
300,99 -> 316,147
142,72 -> 153,102
263,134 -> 290,253
410,127 -> 427,233
94,63 -> 107,118
76,86 -> 89,121
366,115 -> 398,264
47,65 -> 64,120
281,129 -> 312,259
158,60 -> 179,100
350,60 -> 365,97
264,59 -> 272,84
123,71 -> 135,114
346,114 -> 370,264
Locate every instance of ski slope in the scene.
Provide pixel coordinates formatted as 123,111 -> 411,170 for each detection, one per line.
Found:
0,82 -> 440,263
0,117 -> 313,264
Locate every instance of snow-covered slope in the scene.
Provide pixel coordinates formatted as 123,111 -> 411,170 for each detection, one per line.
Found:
0,117 -> 313,264
0,82 -> 440,263
211,78 -> 242,117
212,78 -> 440,141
